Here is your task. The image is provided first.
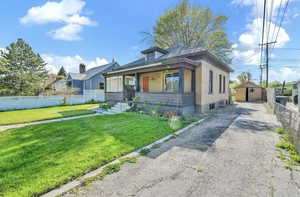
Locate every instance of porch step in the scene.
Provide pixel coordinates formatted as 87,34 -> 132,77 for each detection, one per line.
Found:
101,102 -> 131,115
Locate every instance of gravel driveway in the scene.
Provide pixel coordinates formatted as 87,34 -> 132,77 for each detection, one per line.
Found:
63,103 -> 300,197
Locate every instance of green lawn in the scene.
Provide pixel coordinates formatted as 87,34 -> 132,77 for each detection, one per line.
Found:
0,113 -> 174,197
0,104 -> 99,125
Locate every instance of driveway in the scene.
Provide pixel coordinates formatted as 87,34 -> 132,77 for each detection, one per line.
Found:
63,103 -> 300,197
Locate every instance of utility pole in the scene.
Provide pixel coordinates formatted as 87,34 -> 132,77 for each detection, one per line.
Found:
259,41 -> 276,88
259,0 -> 267,87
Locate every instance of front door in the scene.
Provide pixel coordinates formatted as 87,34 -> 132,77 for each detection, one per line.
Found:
246,88 -> 249,102
143,77 -> 149,92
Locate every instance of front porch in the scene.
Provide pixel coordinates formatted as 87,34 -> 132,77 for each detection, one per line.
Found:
105,64 -> 197,115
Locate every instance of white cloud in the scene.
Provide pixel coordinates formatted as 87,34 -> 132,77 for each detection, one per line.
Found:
270,67 -> 300,82
41,54 -> 108,74
20,0 -> 96,41
49,24 -> 83,41
232,18 -> 290,66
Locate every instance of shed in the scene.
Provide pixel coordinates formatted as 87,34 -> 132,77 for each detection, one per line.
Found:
234,82 -> 263,102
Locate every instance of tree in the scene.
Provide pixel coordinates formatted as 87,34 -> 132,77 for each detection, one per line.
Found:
57,66 -> 67,78
237,72 -> 252,84
0,39 -> 48,96
143,0 -> 232,63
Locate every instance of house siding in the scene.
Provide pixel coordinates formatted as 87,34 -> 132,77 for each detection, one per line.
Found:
84,74 -> 103,90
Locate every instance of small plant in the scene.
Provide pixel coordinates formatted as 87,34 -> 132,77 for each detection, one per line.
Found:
140,148 -> 151,155
119,157 -> 138,164
168,115 -> 183,130
274,128 -> 286,134
81,157 -> 138,186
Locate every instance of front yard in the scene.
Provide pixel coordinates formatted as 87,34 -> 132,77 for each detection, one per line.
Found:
0,113 -> 174,197
0,103 -> 99,126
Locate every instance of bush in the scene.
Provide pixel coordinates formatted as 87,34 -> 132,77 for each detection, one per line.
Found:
101,103 -> 111,111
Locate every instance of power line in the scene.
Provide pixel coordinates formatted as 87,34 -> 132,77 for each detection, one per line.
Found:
266,0 -> 275,42
270,0 -> 283,44
271,0 -> 290,50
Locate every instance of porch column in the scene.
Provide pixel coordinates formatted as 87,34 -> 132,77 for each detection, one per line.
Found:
179,67 -> 185,94
104,76 -> 107,93
191,70 -> 195,92
122,74 -> 126,101
135,73 -> 140,92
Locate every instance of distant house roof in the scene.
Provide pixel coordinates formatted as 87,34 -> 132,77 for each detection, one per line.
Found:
235,81 -> 261,88
68,62 -> 119,81
108,46 -> 233,74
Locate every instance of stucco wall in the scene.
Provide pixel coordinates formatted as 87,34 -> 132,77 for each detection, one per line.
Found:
198,60 -> 230,111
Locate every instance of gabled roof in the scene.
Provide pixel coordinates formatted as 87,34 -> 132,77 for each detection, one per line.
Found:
141,47 -> 168,54
68,62 -> 119,81
235,81 -> 261,88
109,46 -> 233,74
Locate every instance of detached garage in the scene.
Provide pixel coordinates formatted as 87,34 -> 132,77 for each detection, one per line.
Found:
234,82 -> 263,102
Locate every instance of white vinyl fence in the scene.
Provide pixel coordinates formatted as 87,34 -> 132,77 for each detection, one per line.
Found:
0,94 -> 104,111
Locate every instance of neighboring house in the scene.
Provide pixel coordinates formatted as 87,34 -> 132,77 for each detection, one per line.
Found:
104,46 -> 233,115
234,81 -> 264,102
67,61 -> 120,95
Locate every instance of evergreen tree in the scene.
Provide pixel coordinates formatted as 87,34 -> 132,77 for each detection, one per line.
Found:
0,39 -> 48,96
57,66 -> 67,77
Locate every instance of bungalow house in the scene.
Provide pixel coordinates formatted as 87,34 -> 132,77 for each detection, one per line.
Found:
67,61 -> 119,95
104,46 -> 233,115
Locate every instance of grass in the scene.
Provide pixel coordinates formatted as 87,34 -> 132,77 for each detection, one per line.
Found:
274,128 -> 300,169
0,113 -> 174,197
0,103 -> 99,125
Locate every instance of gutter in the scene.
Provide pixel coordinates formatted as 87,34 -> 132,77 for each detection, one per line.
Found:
106,62 -> 163,74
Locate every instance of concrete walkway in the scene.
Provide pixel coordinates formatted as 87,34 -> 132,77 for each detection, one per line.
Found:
0,113 -> 101,132
63,103 -> 300,197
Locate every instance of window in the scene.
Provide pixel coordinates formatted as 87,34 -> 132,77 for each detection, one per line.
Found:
223,76 -> 226,93
99,82 -> 104,90
165,73 -> 179,92
209,70 -> 213,94
219,74 -> 222,94
106,76 -> 123,92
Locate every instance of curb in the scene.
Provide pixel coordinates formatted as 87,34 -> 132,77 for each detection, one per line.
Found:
0,113 -> 102,132
41,118 -> 206,197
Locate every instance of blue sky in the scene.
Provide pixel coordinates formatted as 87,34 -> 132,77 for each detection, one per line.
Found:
1,0 -> 300,82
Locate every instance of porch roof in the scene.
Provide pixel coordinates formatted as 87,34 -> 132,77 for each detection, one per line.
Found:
105,57 -> 200,75
105,46 -> 233,75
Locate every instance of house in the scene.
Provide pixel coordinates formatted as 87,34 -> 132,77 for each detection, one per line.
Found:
104,46 -> 233,115
234,81 -> 264,102
67,61 -> 120,95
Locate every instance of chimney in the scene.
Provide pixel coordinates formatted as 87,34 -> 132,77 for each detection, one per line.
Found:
79,63 -> 86,73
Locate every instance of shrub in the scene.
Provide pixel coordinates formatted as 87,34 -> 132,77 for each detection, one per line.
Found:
101,103 -> 111,111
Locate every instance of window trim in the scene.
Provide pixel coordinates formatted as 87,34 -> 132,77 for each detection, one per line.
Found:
209,70 -> 213,94
219,74 -> 222,94
99,82 -> 104,90
223,76 -> 226,93
164,72 -> 180,93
